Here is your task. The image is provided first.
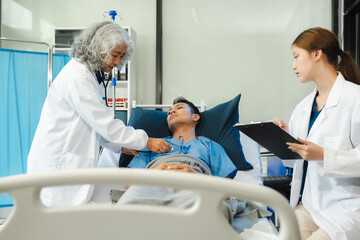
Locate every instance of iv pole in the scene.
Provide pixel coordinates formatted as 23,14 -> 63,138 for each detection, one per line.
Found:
108,10 -> 118,117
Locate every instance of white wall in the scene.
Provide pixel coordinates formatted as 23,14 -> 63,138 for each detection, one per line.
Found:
162,0 -> 331,123
1,0 -> 332,123
1,0 -> 157,104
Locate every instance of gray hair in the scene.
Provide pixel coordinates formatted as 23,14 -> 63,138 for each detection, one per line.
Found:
70,21 -> 134,72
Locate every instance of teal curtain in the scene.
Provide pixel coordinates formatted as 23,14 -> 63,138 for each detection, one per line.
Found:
0,49 -> 71,178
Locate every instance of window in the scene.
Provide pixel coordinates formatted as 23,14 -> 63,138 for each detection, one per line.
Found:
334,0 -> 360,66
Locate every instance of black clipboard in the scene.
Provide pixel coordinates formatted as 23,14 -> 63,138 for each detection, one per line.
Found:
234,121 -> 301,159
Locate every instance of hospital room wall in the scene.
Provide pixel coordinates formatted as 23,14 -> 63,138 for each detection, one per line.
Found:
1,0 -> 332,123
162,0 -> 332,123
0,0 -> 158,105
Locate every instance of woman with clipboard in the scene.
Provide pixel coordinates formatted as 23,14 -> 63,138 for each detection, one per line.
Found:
274,28 -> 360,240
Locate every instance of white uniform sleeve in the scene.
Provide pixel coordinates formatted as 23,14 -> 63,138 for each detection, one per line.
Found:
65,70 -> 148,152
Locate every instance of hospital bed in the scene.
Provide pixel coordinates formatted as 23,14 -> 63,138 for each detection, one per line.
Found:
0,95 -> 300,239
93,96 -> 299,239
0,168 -> 299,240
0,134 -> 296,240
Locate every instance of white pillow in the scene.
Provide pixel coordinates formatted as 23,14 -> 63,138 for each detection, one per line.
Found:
239,131 -> 262,176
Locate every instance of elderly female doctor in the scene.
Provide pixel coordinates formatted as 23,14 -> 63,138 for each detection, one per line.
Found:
27,21 -> 171,207
275,27 -> 360,240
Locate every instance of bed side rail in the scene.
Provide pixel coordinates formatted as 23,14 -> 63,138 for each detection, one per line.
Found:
0,169 -> 300,240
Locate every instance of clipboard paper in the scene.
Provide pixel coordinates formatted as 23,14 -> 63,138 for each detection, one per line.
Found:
234,121 -> 301,159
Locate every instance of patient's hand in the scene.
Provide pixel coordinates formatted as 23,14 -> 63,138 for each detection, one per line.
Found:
273,118 -> 289,133
126,163 -> 198,191
153,163 -> 199,173
146,138 -> 172,154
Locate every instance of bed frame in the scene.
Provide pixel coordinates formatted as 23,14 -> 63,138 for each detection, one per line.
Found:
0,168 -> 300,240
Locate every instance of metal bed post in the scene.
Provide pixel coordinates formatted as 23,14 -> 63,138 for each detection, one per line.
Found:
132,100 -> 206,112
51,43 -> 72,55
0,37 -> 53,91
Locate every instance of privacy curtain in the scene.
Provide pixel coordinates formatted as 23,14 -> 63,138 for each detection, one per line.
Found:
0,48 -> 71,178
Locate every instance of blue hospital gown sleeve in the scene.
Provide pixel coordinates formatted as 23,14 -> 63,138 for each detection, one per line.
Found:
205,138 -> 237,177
127,151 -> 151,169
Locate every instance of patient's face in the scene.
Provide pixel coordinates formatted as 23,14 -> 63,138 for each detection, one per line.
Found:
167,103 -> 195,128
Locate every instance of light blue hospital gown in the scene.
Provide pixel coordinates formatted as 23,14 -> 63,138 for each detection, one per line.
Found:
128,136 -> 237,178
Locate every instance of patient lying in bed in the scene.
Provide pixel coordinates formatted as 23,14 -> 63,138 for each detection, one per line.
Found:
115,97 -> 270,229
122,96 -> 237,178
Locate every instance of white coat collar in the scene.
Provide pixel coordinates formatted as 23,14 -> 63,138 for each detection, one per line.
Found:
323,72 -> 345,109
302,72 -> 345,138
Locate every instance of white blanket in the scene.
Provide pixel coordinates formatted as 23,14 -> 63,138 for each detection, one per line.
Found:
115,155 -> 271,232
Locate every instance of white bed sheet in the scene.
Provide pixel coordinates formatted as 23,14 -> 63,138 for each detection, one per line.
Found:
239,219 -> 278,239
234,132 -> 280,238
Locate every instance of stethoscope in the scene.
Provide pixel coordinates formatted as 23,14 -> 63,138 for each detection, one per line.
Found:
96,70 -> 111,107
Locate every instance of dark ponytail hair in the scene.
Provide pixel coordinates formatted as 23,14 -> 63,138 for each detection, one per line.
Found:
338,51 -> 360,85
293,27 -> 360,85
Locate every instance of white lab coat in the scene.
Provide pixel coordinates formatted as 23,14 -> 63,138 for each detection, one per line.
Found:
27,59 -> 148,206
283,73 -> 360,240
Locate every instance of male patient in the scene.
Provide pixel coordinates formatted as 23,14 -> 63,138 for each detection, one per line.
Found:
115,98 -> 241,224
105,98 -> 268,227
123,97 -> 237,178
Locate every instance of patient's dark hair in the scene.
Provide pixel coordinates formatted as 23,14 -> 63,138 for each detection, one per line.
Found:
172,96 -> 201,126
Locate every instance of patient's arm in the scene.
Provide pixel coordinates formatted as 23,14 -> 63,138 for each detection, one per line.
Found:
153,162 -> 199,174
121,147 -> 139,157
126,163 -> 199,191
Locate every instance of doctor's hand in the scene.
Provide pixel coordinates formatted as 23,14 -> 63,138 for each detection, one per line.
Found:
146,138 -> 172,154
121,147 -> 139,157
273,118 -> 289,133
287,138 -> 324,161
